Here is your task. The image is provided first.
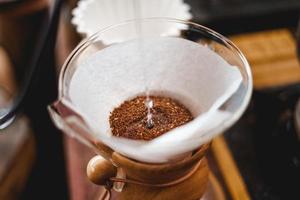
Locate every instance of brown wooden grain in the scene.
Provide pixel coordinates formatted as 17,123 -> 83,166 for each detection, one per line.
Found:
110,145 -> 210,200
212,136 -> 251,200
115,159 -> 209,200
230,29 -> 300,89
86,145 -> 210,200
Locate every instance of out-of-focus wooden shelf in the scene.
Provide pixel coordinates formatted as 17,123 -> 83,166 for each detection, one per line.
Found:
230,29 -> 300,89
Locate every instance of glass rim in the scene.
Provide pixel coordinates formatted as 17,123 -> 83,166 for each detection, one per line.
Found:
59,17 -> 253,135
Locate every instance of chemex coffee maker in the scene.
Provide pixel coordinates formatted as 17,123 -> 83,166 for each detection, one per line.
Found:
2,0 -> 300,199
47,18 -> 252,199
0,0 -> 251,198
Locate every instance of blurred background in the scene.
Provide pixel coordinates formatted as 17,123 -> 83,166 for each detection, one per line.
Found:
0,0 -> 299,199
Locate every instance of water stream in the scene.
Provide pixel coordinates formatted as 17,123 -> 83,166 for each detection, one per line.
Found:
133,0 -> 154,129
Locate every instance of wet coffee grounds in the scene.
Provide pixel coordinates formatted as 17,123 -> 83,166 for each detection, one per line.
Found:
109,96 -> 193,140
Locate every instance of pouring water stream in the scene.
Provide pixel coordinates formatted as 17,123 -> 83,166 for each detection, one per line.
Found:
133,0 -> 154,129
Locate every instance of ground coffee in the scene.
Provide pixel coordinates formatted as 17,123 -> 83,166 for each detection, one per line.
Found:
109,96 -> 193,140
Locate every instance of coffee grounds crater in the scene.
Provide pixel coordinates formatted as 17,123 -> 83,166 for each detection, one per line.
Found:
109,96 -> 193,140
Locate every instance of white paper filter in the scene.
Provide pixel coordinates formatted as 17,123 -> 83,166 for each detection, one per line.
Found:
69,37 -> 242,163
72,0 -> 192,41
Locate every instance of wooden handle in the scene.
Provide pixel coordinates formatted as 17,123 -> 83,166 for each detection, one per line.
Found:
87,155 -> 117,186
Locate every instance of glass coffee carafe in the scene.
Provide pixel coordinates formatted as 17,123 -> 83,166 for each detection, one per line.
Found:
48,18 -> 252,200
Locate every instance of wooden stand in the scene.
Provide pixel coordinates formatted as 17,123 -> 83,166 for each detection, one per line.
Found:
87,144 -> 210,200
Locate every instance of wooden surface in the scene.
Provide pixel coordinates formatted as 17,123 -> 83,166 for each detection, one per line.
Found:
230,29 -> 300,89
212,136 -> 251,200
